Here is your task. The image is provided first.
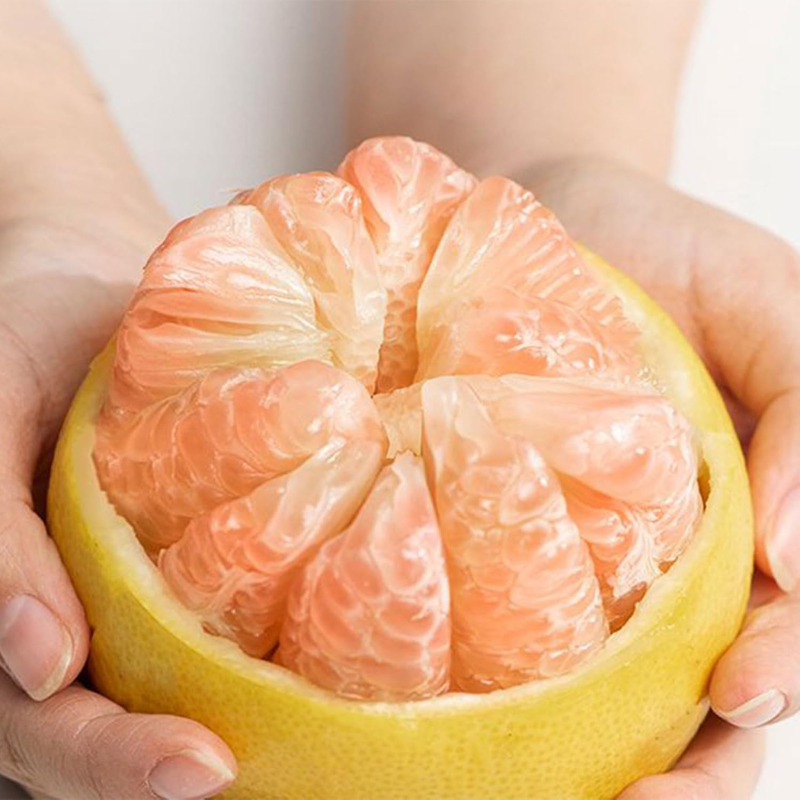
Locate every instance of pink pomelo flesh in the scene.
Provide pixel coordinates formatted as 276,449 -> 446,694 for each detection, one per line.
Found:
93,137 -> 702,701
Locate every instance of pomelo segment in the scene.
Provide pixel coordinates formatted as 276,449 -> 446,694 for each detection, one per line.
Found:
470,375 -> 701,508
464,374 -> 703,626
416,177 -> 639,383
338,137 -> 475,391
563,479 -> 700,628
422,378 -> 607,691
417,286 -> 640,382
376,371 -> 703,630
278,454 -> 451,701
236,173 -> 386,391
159,436 -> 385,658
94,361 -> 386,553
110,205 -> 330,418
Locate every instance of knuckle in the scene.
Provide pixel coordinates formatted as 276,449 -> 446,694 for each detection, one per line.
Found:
74,707 -> 144,799
752,236 -> 800,293
0,682 -> 132,799
0,501 -> 35,553
741,226 -> 797,268
778,240 -> 800,274
0,503 -> 56,595
36,687 -> 114,799
0,686 -> 37,788
671,772 -> 724,800
0,333 -> 43,421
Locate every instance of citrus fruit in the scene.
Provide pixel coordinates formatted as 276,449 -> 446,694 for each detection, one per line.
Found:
338,137 -> 475,392
48,136 -> 752,799
277,452 -> 451,701
235,172 -> 386,391
421,377 -> 608,691
108,205 -> 332,417
415,176 -> 641,383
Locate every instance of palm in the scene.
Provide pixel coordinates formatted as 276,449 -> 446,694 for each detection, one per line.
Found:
0,219 -> 153,436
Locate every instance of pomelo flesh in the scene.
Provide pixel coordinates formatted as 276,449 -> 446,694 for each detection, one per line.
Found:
95,361 -> 386,555
234,172 -> 386,391
159,435 -> 385,658
109,205 -> 331,418
49,224 -> 752,799
94,136 -> 703,704
415,176 -> 640,383
277,453 -> 451,701
449,374 -> 703,630
421,378 -> 607,691
416,286 -> 640,383
338,136 -> 476,392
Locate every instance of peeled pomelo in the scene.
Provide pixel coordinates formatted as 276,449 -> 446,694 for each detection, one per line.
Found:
48,137 -> 752,799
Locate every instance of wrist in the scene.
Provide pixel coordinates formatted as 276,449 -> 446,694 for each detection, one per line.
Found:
0,95 -> 168,240
0,1 -> 169,251
0,177 -> 170,278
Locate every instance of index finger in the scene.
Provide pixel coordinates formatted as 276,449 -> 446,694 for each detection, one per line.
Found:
711,586 -> 800,728
0,672 -> 237,800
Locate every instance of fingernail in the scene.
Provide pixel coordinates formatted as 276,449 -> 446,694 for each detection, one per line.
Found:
0,595 -> 73,700
767,486 -> 800,592
148,750 -> 236,800
718,688 -> 788,728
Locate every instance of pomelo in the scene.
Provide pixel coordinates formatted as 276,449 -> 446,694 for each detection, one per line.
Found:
48,137 -> 752,799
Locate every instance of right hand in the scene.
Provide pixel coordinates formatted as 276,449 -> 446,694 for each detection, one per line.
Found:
0,210 -> 238,799
524,157 -> 800,799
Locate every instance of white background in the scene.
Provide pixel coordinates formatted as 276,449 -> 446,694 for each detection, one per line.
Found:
3,1 -> 798,798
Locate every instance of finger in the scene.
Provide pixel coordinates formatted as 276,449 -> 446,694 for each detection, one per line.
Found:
696,238 -> 800,592
0,672 -> 237,800
618,716 -> 765,800
0,364 -> 90,701
711,589 -> 800,727
748,387 -> 800,591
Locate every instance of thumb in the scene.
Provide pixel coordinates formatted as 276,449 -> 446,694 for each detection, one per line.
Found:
0,361 -> 90,700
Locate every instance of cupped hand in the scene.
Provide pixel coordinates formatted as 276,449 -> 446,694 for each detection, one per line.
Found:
524,157 -> 800,799
0,209 -> 237,799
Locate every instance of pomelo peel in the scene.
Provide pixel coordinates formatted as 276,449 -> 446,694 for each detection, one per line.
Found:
49,232 -> 752,799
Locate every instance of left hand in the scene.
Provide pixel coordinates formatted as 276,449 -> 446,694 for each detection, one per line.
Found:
522,157 -> 800,799
0,206 -> 238,799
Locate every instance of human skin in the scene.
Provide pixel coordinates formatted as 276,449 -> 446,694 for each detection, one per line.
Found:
0,0 -> 796,798
0,2 -> 236,798
349,1 -> 800,797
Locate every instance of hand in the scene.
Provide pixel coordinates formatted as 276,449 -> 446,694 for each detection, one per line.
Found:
523,157 -> 800,799
0,210 -> 238,799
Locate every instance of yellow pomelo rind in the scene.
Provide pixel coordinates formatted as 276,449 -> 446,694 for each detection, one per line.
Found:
48,249 -> 753,800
